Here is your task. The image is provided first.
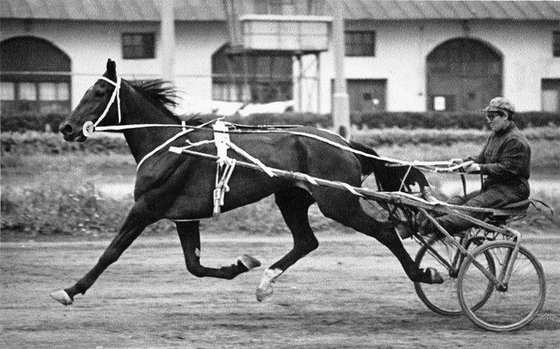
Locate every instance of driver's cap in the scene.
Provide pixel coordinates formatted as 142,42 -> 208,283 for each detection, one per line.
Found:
483,97 -> 515,114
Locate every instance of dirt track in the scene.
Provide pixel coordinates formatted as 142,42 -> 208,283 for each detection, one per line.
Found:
1,234 -> 559,348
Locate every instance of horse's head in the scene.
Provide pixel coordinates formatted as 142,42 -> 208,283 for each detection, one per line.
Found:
60,59 -> 122,142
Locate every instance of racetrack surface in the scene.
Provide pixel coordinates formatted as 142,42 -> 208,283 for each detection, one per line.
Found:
1,234 -> 559,348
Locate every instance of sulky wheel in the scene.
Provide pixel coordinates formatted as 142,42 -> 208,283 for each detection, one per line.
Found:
457,241 -> 546,331
414,234 -> 493,316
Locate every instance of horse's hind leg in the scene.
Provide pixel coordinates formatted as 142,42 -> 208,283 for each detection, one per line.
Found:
176,221 -> 261,280
316,192 -> 443,285
256,187 -> 318,301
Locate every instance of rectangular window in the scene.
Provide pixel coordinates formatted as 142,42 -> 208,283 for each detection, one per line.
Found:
38,82 -> 70,101
212,81 -> 250,102
1,81 -> 15,100
57,82 -> 70,100
122,33 -> 155,59
554,31 -> 560,57
345,31 -> 375,57
19,82 -> 37,100
430,95 -> 456,111
39,82 -> 57,101
542,79 -> 560,112
1,80 -> 70,116
433,96 -> 447,111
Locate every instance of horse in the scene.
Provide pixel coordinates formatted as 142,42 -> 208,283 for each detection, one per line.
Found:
51,59 -> 442,306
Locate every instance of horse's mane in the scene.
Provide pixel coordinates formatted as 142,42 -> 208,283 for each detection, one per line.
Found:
128,79 -> 203,126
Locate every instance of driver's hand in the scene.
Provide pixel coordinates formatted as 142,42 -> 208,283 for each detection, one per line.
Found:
465,163 -> 481,173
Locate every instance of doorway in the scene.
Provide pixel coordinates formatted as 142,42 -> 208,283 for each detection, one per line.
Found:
427,38 -> 502,112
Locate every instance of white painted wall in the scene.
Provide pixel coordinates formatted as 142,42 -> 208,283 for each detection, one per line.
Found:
320,19 -> 560,112
2,18 -> 559,113
174,22 -> 229,100
1,19 -> 228,108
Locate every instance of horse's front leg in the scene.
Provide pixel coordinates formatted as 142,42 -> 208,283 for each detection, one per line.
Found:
50,202 -> 154,305
176,221 -> 261,279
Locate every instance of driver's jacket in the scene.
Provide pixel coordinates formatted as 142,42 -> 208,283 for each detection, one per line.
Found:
466,121 -> 531,200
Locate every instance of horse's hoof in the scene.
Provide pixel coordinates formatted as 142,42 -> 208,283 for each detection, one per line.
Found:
238,254 -> 261,271
50,290 -> 73,305
427,268 -> 444,284
256,268 -> 282,302
256,284 -> 274,302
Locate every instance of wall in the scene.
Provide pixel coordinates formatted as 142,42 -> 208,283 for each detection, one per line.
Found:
2,18 -> 559,113
320,19 -> 560,112
1,19 -> 228,108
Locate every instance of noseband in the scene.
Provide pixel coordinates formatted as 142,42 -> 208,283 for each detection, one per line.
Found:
82,75 -> 122,137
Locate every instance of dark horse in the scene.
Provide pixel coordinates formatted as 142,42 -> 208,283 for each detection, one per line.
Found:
52,59 -> 442,305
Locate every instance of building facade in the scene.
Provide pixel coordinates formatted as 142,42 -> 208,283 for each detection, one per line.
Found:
1,0 -> 560,118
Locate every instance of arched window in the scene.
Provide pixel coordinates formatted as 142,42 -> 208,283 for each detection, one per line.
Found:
427,38 -> 502,112
211,44 -> 293,103
0,36 -> 71,116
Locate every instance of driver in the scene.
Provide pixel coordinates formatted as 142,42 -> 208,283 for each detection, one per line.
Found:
402,97 -> 532,240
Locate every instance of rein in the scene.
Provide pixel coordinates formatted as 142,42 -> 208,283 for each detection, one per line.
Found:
208,127 -> 464,173
81,74 -> 471,174
135,118 -> 221,171
82,75 -> 194,135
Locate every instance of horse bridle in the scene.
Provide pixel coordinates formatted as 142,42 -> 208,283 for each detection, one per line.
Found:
82,75 -> 122,137
81,75 -> 197,136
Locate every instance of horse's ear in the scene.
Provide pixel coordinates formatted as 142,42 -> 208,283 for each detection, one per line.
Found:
106,59 -> 117,80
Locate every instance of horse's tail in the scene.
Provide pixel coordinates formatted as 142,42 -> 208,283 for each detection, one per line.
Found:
349,141 -> 429,192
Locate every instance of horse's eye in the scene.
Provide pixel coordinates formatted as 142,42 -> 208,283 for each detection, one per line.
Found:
94,83 -> 106,97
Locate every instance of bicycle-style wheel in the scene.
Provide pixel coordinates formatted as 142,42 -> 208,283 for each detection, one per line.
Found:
457,241 -> 546,331
414,235 -> 492,316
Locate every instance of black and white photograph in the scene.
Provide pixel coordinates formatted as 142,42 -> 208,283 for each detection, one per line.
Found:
1,0 -> 559,347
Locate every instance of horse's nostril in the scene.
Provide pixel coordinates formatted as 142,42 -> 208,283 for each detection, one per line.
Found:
60,123 -> 74,136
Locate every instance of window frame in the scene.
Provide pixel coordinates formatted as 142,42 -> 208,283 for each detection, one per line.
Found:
122,32 -> 156,60
211,45 -> 293,103
345,31 -> 376,57
0,81 -> 16,101
542,78 -> 560,112
554,31 -> 560,57
0,80 -> 70,115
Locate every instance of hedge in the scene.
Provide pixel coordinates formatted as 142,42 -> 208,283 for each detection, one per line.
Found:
2,127 -> 559,156
1,113 -> 67,133
353,127 -> 560,147
226,111 -> 559,129
1,111 -> 558,133
1,131 -> 129,155
350,111 -> 559,130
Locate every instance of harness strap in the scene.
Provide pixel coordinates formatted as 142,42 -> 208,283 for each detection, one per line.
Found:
82,76 -> 122,137
136,129 -> 191,171
210,121 -> 279,216
137,118 -> 220,171
213,158 -> 236,217
226,141 -> 275,177
213,121 -> 233,216
213,121 -> 230,161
